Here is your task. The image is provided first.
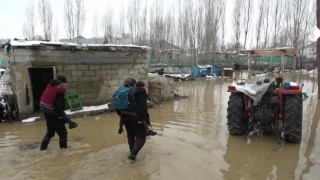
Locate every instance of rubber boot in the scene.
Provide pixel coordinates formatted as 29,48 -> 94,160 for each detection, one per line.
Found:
59,137 -> 67,149
40,136 -> 51,150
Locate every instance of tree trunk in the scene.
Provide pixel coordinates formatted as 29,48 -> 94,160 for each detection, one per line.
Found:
317,0 -> 320,98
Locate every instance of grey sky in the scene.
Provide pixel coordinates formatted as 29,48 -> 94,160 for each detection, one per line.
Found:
0,0 -> 235,43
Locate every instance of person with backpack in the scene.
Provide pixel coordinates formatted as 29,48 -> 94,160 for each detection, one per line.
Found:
116,80 -> 157,136
40,76 -> 75,150
112,78 -> 150,163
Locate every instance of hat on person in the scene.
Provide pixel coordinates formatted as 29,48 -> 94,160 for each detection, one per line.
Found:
124,78 -> 136,86
136,81 -> 145,87
50,79 -> 62,86
56,75 -> 67,83
124,78 -> 132,85
131,78 -> 137,85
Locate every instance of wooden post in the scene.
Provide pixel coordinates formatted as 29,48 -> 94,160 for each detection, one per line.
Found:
248,51 -> 252,79
281,51 -> 285,83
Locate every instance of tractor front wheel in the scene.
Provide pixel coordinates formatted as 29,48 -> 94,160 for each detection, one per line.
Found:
284,94 -> 302,143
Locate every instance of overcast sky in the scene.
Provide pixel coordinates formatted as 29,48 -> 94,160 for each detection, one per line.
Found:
0,0 -> 132,39
0,0 -> 234,41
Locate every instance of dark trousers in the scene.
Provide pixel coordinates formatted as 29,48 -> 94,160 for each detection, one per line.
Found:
40,113 -> 68,150
40,104 -> 72,125
123,115 -> 146,156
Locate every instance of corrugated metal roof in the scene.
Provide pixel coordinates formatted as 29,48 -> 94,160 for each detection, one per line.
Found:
240,48 -> 296,57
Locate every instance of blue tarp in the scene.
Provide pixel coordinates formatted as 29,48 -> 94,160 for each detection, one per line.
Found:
213,65 -> 222,76
191,66 -> 200,77
191,64 -> 223,77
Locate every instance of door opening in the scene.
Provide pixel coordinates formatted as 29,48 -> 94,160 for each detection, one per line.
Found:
28,68 -> 54,111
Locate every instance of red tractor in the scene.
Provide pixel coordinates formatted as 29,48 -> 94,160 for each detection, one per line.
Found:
227,49 -> 303,143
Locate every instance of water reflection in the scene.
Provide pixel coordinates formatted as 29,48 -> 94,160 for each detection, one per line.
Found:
0,72 -> 319,180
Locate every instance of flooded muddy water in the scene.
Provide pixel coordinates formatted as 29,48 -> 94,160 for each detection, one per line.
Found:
0,72 -> 319,180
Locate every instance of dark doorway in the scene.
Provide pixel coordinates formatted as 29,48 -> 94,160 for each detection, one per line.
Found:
28,68 -> 54,111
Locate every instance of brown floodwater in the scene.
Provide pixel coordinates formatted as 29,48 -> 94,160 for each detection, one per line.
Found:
0,72 -> 319,180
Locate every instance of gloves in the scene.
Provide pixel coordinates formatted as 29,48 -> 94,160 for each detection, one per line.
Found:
118,127 -> 123,134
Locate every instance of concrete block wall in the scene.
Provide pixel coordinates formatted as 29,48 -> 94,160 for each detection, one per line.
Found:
9,45 -> 150,116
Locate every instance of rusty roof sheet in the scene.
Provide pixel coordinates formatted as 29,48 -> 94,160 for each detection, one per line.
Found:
240,48 -> 296,57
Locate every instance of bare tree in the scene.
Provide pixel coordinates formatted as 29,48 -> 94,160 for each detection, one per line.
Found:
242,0 -> 253,49
51,21 -> 59,41
101,2 -> 114,44
291,0 -> 310,51
137,1 -> 148,45
219,0 -> 226,52
177,0 -> 185,65
165,6 -> 174,45
278,0 -> 292,47
213,0 -> 224,54
127,0 -> 141,44
255,0 -> 265,48
117,3 -> 127,44
181,1 -> 190,51
64,0 -> 74,39
289,0 -> 312,69
75,0 -> 85,37
300,0 -> 315,58
202,0 -> 223,63
187,0 -> 201,65
64,0 -> 85,41
23,4 -> 36,40
262,0 -> 270,48
232,0 -> 243,58
271,0 -> 284,47
203,0 -> 211,54
92,12 -> 100,43
149,0 -> 166,45
38,0 -> 53,40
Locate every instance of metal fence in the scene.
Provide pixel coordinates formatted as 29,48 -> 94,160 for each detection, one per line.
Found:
149,56 -> 296,68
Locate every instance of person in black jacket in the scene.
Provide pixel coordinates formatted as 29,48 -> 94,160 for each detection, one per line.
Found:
135,81 -> 157,136
116,78 -> 151,163
40,75 -> 69,151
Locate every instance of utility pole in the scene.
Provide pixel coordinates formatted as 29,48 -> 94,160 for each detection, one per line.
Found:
318,0 -> 320,98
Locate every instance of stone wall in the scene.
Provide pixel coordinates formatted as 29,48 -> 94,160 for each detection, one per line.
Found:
9,43 -> 150,116
148,73 -> 174,103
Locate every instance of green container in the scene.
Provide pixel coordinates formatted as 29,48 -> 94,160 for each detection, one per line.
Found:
67,93 -> 83,111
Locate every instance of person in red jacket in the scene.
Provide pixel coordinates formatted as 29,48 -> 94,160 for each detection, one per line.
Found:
40,76 -> 75,150
40,79 -> 77,129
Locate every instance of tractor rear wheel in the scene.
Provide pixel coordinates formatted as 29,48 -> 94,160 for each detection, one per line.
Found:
227,93 -> 247,135
284,94 -> 302,143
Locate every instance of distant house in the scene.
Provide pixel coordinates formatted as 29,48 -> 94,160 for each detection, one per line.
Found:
151,40 -> 181,60
302,42 -> 317,71
304,42 -> 316,59
60,36 -> 105,44
60,34 -> 132,45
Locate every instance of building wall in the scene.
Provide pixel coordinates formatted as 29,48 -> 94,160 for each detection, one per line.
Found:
8,45 -> 150,116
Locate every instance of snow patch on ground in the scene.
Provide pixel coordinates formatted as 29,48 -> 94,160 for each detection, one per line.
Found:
21,103 -> 111,123
21,117 -> 41,123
